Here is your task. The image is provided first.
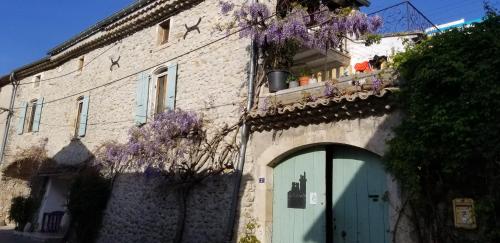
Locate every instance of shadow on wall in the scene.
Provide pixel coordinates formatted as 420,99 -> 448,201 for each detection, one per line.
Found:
0,139 -> 94,229
51,139 -> 93,166
270,112 -> 418,243
35,139 -> 94,233
97,171 -> 252,243
298,145 -> 389,243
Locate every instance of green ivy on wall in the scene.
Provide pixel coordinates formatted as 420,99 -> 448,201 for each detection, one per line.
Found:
385,8 -> 500,243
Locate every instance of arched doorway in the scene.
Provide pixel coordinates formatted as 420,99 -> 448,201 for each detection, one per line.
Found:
272,145 -> 390,243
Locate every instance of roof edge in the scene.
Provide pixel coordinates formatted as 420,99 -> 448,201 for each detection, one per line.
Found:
47,0 -> 157,56
358,0 -> 371,7
0,57 -> 51,87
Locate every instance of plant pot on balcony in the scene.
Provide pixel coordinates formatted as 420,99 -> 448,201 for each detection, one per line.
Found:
299,76 -> 310,86
289,80 -> 299,88
267,70 -> 290,93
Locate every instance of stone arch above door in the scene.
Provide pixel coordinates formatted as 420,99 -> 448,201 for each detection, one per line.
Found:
249,112 -> 401,169
245,113 -> 404,242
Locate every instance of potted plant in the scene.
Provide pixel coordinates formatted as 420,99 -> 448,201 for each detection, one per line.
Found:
298,67 -> 311,86
264,40 -> 300,92
288,74 -> 299,88
267,70 -> 289,92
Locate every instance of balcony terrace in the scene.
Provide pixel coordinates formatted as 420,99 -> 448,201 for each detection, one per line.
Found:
249,69 -> 398,132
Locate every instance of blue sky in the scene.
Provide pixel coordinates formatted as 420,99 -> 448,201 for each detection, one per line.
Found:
0,0 -> 498,75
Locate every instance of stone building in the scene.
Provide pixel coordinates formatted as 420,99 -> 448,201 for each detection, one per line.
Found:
0,0 -> 421,242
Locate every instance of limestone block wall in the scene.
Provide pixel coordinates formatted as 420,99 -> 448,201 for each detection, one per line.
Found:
0,86 -> 13,155
99,173 -> 236,243
0,0 -> 250,238
0,178 -> 30,225
4,0 -> 248,163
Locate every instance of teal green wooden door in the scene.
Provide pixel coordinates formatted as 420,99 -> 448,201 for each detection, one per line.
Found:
273,147 -> 326,243
331,147 -> 389,243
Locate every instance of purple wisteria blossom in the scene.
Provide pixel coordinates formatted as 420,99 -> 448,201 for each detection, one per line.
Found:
372,77 -> 382,93
324,82 -> 340,97
219,1 -> 234,15
95,110 -> 204,177
218,2 -> 383,68
94,109 -> 238,185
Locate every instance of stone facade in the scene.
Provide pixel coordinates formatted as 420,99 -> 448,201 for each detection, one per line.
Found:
0,0 -> 249,240
0,84 -> 20,225
0,179 -> 30,226
99,173 -> 236,243
0,0 -> 420,242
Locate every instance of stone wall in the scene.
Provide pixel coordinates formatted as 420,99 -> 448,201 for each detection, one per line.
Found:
0,178 -> 30,226
99,173 -> 236,243
0,80 -> 17,226
4,0 -> 248,163
0,0 -> 249,239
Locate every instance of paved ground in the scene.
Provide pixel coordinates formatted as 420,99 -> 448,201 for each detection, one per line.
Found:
0,227 -> 40,243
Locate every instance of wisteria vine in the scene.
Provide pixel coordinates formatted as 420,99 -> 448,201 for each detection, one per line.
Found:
94,110 -> 240,185
218,1 -> 382,68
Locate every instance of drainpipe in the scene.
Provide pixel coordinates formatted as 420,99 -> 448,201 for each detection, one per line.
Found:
226,11 -> 259,242
0,72 -> 19,164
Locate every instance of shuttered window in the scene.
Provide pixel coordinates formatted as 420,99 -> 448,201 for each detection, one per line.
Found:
75,96 -> 90,137
166,63 -> 178,110
155,74 -> 168,114
17,102 -> 28,135
134,64 -> 178,124
32,98 -> 44,132
135,73 -> 150,125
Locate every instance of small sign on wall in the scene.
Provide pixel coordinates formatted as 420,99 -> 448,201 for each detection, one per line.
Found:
309,192 -> 318,205
453,198 -> 477,229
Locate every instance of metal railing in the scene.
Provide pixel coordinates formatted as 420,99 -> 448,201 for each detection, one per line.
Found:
369,1 -> 440,34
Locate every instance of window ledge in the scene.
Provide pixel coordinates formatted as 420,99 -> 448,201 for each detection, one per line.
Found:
152,41 -> 174,53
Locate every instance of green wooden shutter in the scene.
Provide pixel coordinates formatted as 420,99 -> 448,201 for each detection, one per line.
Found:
78,95 -> 90,137
32,97 -> 44,132
135,73 -> 150,125
166,63 -> 178,110
17,102 -> 28,135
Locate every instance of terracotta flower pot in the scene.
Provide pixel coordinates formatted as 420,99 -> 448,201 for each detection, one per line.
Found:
299,76 -> 310,86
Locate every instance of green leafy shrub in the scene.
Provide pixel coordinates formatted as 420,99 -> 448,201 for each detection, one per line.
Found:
67,168 -> 111,243
386,11 -> 500,242
8,196 -> 37,231
239,218 -> 260,243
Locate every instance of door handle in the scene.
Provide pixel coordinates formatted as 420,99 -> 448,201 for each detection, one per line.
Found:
341,230 -> 347,239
